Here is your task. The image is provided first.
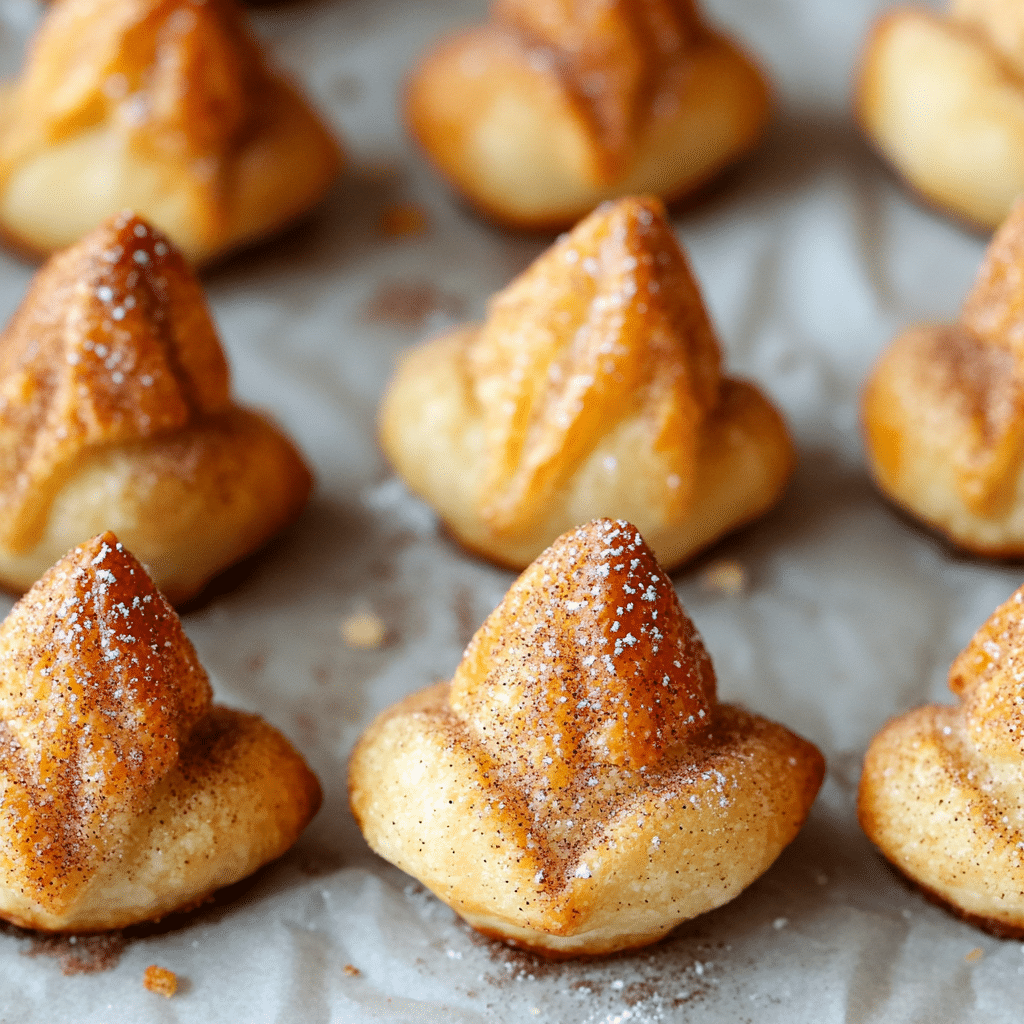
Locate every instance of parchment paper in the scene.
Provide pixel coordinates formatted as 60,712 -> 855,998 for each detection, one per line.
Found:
2,0 -> 1021,1020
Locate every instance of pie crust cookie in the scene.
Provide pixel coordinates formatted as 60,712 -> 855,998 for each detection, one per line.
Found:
857,0 -> 1024,230
405,0 -> 770,230
0,0 -> 342,265
863,199 -> 1024,556
349,519 -> 825,958
0,211 -> 312,604
0,532 -> 321,932
380,196 -> 795,571
860,583 -> 1024,937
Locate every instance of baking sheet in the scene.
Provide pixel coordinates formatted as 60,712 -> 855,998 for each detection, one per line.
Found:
3,0 -> 1024,1020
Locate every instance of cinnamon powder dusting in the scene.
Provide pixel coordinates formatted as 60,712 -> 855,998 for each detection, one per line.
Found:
0,531 -> 212,913
450,518 -> 716,866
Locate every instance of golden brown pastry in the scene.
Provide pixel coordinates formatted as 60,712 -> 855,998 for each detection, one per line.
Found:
0,531 -> 321,932
860,583 -> 1024,937
0,211 -> 312,604
350,518 -> 825,958
380,196 -> 795,571
405,0 -> 770,230
0,0 -> 342,265
857,0 -> 1024,230
862,199 -> 1024,556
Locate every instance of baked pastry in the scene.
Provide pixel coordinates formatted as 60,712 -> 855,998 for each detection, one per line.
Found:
379,196 -> 795,571
0,211 -> 312,604
349,518 -> 825,958
857,0 -> 1024,230
0,0 -> 342,265
405,0 -> 770,229
860,582 -> 1024,936
862,199 -> 1024,556
0,531 -> 321,932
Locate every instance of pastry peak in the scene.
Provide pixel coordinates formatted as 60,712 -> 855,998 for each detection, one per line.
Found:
949,583 -> 1024,764
952,0 -> 1024,71
0,212 -> 230,551
0,530 -> 211,912
451,518 -> 716,791
492,0 -> 702,175
472,196 -> 722,535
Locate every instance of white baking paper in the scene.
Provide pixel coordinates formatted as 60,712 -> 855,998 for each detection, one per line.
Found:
3,0 -> 1024,1020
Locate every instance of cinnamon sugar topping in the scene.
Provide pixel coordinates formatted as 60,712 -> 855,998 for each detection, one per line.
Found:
0,531 -> 211,912
0,212 -> 230,551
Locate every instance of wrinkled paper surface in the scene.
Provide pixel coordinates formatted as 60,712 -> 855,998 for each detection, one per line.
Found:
2,0 -> 1021,1020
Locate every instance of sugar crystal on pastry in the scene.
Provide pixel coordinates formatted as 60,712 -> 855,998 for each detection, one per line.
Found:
0,531 -> 321,932
380,196 -> 795,571
405,0 -> 770,229
860,582 -> 1024,936
0,0 -> 342,264
349,519 -> 824,958
0,211 -> 312,603
857,0 -> 1024,229
863,199 -> 1024,556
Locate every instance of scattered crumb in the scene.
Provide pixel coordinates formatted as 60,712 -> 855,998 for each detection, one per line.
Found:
340,610 -> 387,649
966,947 -> 984,963
364,280 -> 465,328
772,917 -> 788,930
143,964 -> 177,997
380,204 -> 428,238
24,933 -> 126,975
343,963 -> 360,977
699,560 -> 747,597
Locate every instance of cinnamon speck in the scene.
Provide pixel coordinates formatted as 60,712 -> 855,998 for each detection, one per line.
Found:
364,280 -> 465,328
340,610 -> 387,649
144,964 -> 177,996
699,560 -> 747,597
343,963 -> 360,977
966,947 -> 984,963
25,932 -> 126,975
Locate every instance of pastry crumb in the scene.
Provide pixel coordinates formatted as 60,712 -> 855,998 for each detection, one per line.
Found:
699,559 -> 747,596
965,947 -> 984,963
340,610 -> 387,649
380,204 -> 428,238
143,964 -> 177,997
343,963 -> 360,976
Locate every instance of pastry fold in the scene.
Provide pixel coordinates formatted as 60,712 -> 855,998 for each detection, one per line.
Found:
380,196 -> 794,571
350,518 -> 824,957
863,199 -> 1024,555
860,582 -> 1024,936
405,0 -> 769,229
0,211 -> 312,603
857,0 -> 1024,229
0,532 -> 321,932
0,0 -> 342,264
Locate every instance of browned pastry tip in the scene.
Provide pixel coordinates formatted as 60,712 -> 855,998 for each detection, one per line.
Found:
856,0 -> 1024,230
0,0 -> 342,265
0,211 -> 312,604
350,518 -> 824,958
859,581 -> 1024,935
404,0 -> 769,230
380,195 -> 794,571
0,531 -> 320,932
862,199 -> 1024,555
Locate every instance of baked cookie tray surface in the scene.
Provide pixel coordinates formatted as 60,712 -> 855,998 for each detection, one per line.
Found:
0,0 -> 1019,1020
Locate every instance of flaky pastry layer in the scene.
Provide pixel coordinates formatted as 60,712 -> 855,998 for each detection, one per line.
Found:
857,7 -> 1024,230
350,518 -> 824,957
405,3 -> 769,229
0,0 -> 342,265
0,532 -> 321,932
860,582 -> 1024,934
380,197 -> 794,571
